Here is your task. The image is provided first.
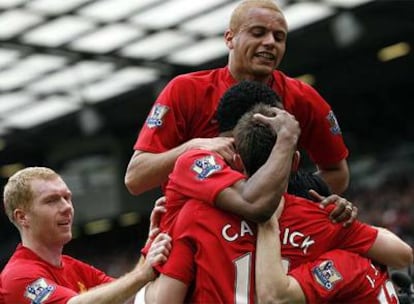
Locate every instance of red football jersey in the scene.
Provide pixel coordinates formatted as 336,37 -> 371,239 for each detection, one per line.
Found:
1,244 -> 113,304
290,249 -> 399,304
159,200 -> 256,303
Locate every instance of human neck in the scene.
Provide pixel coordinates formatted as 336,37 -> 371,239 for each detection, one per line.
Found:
228,61 -> 273,84
22,237 -> 63,267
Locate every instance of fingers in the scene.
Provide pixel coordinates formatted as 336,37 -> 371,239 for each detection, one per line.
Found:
329,198 -> 354,224
194,137 -> 236,164
147,233 -> 172,266
318,194 -> 341,209
309,189 -> 325,203
148,196 -> 167,240
147,227 -> 160,241
149,205 -> 166,232
253,108 -> 287,125
154,196 -> 166,207
253,108 -> 300,140
217,144 -> 237,165
320,194 -> 356,225
343,205 -> 358,228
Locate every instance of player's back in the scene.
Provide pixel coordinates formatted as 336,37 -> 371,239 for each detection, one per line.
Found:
280,193 -> 377,271
175,199 -> 256,303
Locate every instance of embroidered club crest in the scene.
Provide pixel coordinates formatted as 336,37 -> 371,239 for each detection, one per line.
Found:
192,155 -> 222,180
25,278 -> 55,303
146,104 -> 169,128
312,260 -> 343,290
326,111 -> 342,135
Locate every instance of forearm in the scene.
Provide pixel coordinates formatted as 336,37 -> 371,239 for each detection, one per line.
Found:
316,159 -> 349,194
67,267 -> 154,304
125,136 -> 235,195
150,274 -> 187,304
124,146 -> 188,195
256,220 -> 293,304
241,135 -> 296,221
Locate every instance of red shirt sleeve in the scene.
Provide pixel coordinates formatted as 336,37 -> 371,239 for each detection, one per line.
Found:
335,220 -> 378,254
167,149 -> 246,205
134,75 -> 190,153
133,71 -> 222,154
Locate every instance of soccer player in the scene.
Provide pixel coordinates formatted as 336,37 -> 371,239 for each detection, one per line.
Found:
125,0 -> 350,197
256,214 -> 403,303
1,167 -> 171,304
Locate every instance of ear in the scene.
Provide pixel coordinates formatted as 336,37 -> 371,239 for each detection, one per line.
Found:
14,208 -> 29,228
224,29 -> 234,49
291,150 -> 301,172
231,153 -> 245,173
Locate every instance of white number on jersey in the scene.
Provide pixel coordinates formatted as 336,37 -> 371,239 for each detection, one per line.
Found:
233,253 -> 252,304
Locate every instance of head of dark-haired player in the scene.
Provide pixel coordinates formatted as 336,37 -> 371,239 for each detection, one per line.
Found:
216,80 -> 282,133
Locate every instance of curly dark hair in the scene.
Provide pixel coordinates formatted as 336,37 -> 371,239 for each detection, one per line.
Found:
216,80 -> 282,132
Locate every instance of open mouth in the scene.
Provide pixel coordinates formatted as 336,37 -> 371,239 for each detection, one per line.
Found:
255,52 -> 276,61
58,220 -> 71,227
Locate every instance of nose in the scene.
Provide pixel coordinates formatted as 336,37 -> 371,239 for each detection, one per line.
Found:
60,198 -> 74,214
262,32 -> 276,46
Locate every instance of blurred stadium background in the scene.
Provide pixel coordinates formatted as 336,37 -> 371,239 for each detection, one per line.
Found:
0,0 -> 413,277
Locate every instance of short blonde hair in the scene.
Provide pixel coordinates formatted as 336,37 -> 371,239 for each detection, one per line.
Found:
3,167 -> 59,226
229,0 -> 283,32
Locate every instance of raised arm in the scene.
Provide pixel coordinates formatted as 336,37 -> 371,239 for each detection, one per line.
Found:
215,107 -> 300,222
315,158 -> 349,195
256,212 -> 306,304
125,137 -> 235,195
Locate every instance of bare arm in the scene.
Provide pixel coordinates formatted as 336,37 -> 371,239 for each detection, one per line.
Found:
256,214 -> 306,304
316,158 -> 349,195
145,274 -> 187,304
216,108 -> 300,222
67,233 -> 171,304
124,137 -> 235,195
366,227 -> 413,269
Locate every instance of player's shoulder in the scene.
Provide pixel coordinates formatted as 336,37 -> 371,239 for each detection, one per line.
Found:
1,257 -> 47,284
284,193 -> 333,214
172,67 -> 224,84
274,70 -> 307,89
274,70 -> 321,108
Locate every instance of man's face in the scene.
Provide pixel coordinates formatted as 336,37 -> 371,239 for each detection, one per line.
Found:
25,177 -> 74,247
227,7 -> 288,79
